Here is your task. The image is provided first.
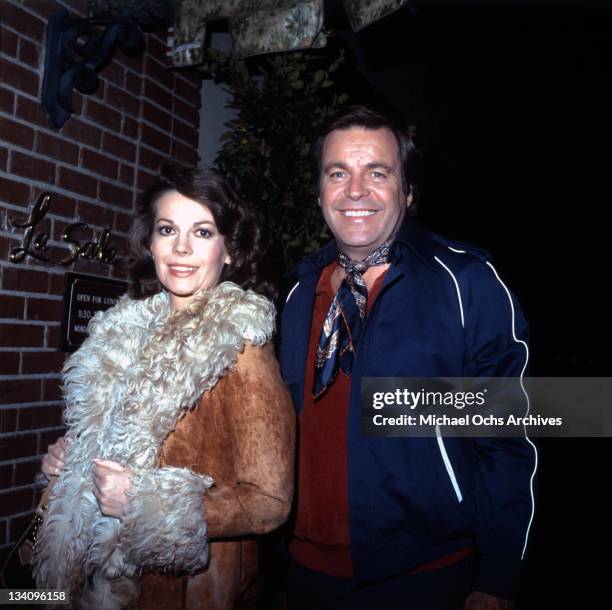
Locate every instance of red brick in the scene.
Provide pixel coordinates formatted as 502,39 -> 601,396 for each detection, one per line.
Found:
0,27 -> 18,56
173,97 -> 198,125
36,132 -> 79,165
100,61 -> 124,87
11,151 -> 55,183
2,295 -> 24,319
122,116 -> 138,139
0,408 -> 18,433
18,39 -> 40,68
119,163 -> 134,186
0,352 -> 20,375
0,464 -> 13,488
98,181 -> 133,208
47,274 -> 64,297
46,192 -> 76,218
105,84 -> 140,117
43,378 -> 62,401
46,325 -> 61,349
58,166 -> 97,198
0,58 -> 38,96
146,34 -> 168,60
81,148 -> 119,180
1,267 -> 47,293
113,211 -> 132,233
76,200 -> 113,227
143,78 -> 172,109
173,117 -> 198,147
141,124 -> 171,154
0,146 -> 7,170
171,139 -> 198,166
115,47 -> 143,73
125,71 -> 142,96
0,324 -> 45,348
25,0 -> 65,20
0,4 -> 45,40
13,457 -> 40,487
61,117 -> 102,148
0,176 -> 29,206
0,379 -> 41,405
0,87 -> 14,113
18,403 -> 64,428
0,488 -> 35,518
137,169 -> 157,192
174,74 -> 201,107
0,432 -> 37,461
15,95 -> 48,127
0,116 -> 34,149
139,146 -> 165,172
142,101 -> 171,132
144,56 -> 173,90
26,298 -> 63,322
102,132 -> 136,162
85,98 -> 121,132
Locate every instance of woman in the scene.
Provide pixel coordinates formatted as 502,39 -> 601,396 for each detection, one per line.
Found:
35,164 -> 295,610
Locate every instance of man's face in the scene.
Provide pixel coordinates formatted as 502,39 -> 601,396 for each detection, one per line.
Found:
319,126 -> 412,261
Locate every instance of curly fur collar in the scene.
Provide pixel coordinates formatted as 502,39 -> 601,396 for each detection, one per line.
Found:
33,282 -> 276,609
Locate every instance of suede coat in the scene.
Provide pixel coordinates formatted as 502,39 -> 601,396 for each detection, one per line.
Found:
33,283 -> 295,610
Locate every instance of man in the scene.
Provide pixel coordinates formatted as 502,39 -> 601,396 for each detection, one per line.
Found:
278,106 -> 537,610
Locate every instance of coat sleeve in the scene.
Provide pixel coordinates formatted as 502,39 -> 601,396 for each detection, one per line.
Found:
204,342 -> 296,538
462,261 -> 537,599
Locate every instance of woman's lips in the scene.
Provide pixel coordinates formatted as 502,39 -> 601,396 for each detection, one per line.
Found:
167,265 -> 198,277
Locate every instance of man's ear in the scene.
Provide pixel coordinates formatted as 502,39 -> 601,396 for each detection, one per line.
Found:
406,186 -> 414,209
317,196 -> 322,208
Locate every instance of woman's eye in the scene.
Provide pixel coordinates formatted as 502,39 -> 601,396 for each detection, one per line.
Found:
196,228 -> 212,238
158,225 -> 174,235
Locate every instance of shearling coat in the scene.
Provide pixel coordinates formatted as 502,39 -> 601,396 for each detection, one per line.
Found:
33,283 -> 295,610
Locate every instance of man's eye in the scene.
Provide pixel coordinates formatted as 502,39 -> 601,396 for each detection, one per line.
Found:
371,171 -> 386,179
330,171 -> 345,179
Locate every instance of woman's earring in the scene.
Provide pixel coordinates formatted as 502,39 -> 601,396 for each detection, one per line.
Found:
225,255 -> 231,265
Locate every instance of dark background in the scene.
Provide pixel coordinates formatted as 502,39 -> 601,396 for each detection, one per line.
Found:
322,1 -> 610,608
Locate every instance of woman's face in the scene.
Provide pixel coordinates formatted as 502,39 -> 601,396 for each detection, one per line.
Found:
149,190 -> 229,311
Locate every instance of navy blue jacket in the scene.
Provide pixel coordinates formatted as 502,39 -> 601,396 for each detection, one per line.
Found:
278,217 -> 537,599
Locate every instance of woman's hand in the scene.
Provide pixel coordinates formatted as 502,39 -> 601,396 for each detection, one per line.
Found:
92,459 -> 133,520
41,436 -> 67,479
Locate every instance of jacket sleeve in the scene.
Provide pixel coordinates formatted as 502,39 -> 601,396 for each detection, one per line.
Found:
204,342 -> 296,538
462,261 -> 537,599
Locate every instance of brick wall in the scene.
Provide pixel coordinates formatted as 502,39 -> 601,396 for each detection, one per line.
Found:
0,0 -> 202,561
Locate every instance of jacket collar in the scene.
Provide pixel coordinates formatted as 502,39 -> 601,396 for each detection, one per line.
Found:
295,216 -> 440,277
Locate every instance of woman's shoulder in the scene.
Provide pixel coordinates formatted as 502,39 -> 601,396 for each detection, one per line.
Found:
200,282 -> 277,346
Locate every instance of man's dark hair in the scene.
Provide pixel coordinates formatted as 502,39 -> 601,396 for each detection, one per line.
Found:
311,105 -> 416,200
129,162 -> 276,300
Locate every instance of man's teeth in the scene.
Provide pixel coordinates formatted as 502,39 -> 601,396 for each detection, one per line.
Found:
342,210 -> 375,217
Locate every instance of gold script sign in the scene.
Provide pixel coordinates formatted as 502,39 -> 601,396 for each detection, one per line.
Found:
9,192 -> 118,266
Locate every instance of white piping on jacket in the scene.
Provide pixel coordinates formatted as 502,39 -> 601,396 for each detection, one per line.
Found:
285,281 -> 300,304
434,256 -> 465,328
485,260 -> 537,560
435,425 -> 463,503
436,248 -> 537,560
